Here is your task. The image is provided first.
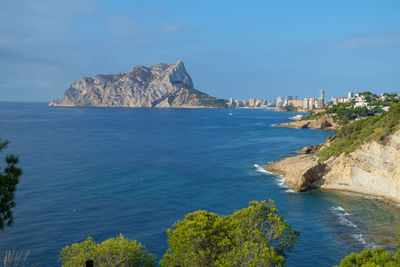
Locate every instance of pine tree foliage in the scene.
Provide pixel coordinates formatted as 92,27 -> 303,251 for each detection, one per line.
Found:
161,200 -> 299,267
0,138 -> 22,229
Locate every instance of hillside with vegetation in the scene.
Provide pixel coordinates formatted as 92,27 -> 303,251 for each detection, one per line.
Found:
266,92 -> 400,205
318,101 -> 400,161
300,92 -> 399,125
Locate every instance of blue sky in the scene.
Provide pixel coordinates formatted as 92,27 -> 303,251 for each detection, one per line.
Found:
1,0 -> 399,101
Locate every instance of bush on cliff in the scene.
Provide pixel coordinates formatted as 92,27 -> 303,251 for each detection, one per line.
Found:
58,234 -> 156,267
160,200 -> 299,267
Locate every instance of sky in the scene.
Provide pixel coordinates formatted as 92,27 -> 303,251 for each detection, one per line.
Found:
1,0 -> 400,102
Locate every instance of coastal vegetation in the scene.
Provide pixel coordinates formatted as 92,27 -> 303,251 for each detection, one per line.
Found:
161,200 -> 298,267
0,138 -> 22,229
363,92 -> 399,108
300,92 -> 399,125
300,103 -> 373,125
283,104 -> 296,112
335,232 -> 400,267
168,87 -> 227,108
59,200 -> 299,266
58,234 -> 157,266
336,247 -> 400,267
318,101 -> 400,161
3,249 -> 36,267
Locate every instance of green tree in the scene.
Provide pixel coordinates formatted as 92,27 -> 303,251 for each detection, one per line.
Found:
161,200 -> 299,267
0,138 -> 22,229
335,247 -> 400,267
336,232 -> 400,267
283,104 -> 296,112
59,234 -> 156,267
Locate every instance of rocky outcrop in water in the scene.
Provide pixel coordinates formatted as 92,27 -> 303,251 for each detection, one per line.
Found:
265,130 -> 400,203
49,60 -> 226,108
275,115 -> 340,131
265,155 -> 327,191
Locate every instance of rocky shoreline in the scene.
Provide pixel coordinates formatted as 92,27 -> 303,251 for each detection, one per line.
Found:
266,122 -> 400,204
274,114 -> 340,131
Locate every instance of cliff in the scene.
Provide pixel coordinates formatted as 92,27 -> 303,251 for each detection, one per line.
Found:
49,60 -> 226,108
321,132 -> 400,203
275,114 -> 340,131
265,111 -> 400,203
265,102 -> 400,203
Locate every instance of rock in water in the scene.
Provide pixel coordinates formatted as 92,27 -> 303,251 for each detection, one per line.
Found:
49,60 -> 226,108
274,114 -> 340,131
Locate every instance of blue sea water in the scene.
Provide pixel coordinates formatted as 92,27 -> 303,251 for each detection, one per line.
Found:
1,102 -> 400,266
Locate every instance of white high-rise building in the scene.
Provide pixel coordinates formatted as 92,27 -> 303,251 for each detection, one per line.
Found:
303,98 -> 309,109
319,89 -> 325,108
347,91 -> 353,99
276,96 -> 284,107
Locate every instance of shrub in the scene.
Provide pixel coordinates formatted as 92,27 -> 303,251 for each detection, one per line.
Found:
59,234 -> 156,267
160,200 -> 299,267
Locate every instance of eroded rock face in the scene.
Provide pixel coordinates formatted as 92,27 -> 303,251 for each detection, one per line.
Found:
265,130 -> 400,203
299,144 -> 323,154
265,155 -> 326,191
49,60 -> 226,108
321,131 -> 400,203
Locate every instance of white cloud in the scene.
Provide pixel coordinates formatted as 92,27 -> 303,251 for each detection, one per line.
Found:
16,0 -> 97,16
106,15 -> 146,36
160,23 -> 190,33
325,32 -> 400,51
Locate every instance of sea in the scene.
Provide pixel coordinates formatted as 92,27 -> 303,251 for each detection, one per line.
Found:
1,102 -> 400,266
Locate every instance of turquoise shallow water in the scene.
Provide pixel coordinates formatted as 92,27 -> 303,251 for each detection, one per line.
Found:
0,102 -> 399,266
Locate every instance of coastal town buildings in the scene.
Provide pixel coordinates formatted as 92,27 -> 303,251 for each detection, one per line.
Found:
276,96 -> 284,108
227,89 -> 398,111
310,97 -> 316,109
318,89 -> 325,109
249,98 -> 255,107
303,98 -> 309,109
287,99 -> 304,108
347,91 -> 353,99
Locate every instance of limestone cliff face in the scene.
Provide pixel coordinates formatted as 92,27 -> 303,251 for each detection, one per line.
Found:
49,60 -> 226,108
265,130 -> 400,203
265,155 -> 326,191
321,131 -> 400,202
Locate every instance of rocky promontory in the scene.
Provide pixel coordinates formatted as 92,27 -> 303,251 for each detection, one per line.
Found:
49,60 -> 226,108
274,114 -> 340,131
265,127 -> 400,203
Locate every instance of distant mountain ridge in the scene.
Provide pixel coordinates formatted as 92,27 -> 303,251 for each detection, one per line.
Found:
49,60 -> 226,108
